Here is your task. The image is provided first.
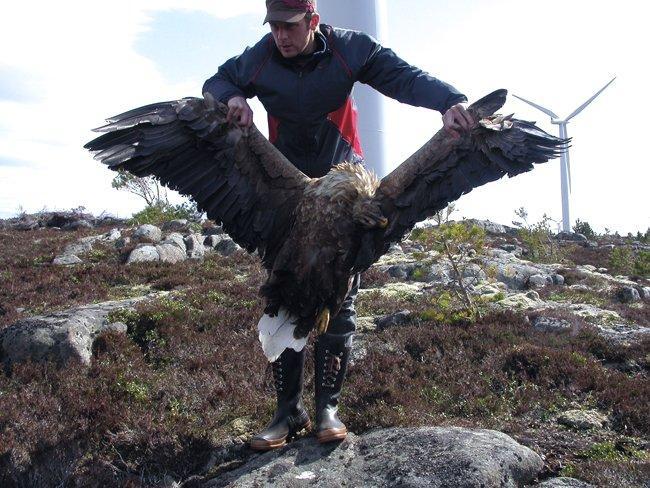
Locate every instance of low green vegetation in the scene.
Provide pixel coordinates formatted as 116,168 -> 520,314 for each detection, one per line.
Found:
410,205 -> 487,319
111,169 -> 202,227
546,288 -> 609,307
608,247 -> 650,278
129,202 -> 202,227
418,291 -> 475,325
513,207 -> 564,264
581,441 -> 646,462
573,219 -> 596,240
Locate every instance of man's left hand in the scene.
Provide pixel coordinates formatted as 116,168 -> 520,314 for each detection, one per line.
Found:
442,103 -> 474,139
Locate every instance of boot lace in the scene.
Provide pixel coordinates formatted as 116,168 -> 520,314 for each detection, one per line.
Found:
272,360 -> 284,393
322,349 -> 343,388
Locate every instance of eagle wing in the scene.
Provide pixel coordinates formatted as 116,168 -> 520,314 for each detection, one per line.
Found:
359,89 -> 568,267
84,95 -> 311,269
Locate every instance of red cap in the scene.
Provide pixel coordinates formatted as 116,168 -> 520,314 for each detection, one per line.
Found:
264,0 -> 316,24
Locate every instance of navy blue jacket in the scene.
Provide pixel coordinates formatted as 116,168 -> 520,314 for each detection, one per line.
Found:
203,24 -> 467,178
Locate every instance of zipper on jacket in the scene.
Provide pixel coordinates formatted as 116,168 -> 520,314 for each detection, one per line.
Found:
297,69 -> 310,172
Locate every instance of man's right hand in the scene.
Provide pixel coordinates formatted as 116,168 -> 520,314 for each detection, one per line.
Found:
227,96 -> 254,128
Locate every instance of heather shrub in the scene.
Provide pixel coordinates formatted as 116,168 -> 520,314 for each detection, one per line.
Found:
359,266 -> 392,288
1,223 -> 648,485
564,245 -> 612,270
346,310 -> 649,436
0,230 -> 254,329
0,255 -> 271,486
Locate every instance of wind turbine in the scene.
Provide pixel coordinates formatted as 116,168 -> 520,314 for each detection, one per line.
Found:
513,77 -> 616,232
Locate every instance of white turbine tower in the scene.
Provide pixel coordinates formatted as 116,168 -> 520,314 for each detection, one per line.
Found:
513,77 -> 616,232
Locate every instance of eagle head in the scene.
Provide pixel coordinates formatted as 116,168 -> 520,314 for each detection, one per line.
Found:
353,197 -> 388,229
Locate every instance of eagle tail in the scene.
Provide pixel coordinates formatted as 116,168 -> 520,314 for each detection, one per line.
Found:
257,308 -> 308,362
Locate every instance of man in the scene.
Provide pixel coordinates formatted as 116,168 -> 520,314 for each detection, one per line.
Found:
202,0 -> 472,451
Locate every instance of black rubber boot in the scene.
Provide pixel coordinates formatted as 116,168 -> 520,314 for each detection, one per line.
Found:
314,332 -> 352,443
250,347 -> 311,451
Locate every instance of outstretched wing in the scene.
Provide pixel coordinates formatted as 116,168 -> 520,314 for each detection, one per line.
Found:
358,89 -> 568,268
85,95 -> 311,269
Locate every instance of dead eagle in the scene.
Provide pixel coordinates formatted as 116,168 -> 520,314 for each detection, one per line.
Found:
85,89 -> 567,361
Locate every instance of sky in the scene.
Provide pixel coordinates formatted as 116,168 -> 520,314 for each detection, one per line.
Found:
0,0 -> 648,234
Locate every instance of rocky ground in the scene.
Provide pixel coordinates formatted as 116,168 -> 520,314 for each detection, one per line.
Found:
0,212 -> 648,487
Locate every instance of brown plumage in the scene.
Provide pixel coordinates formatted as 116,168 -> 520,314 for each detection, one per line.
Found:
85,89 -> 568,341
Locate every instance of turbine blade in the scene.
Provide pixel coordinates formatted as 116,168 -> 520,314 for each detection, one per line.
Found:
565,77 -> 616,121
512,94 -> 559,119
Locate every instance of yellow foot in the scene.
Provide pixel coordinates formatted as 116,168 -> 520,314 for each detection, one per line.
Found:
316,308 -> 330,335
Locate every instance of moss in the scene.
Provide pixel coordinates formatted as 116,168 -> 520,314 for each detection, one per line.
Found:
418,292 -> 475,324
107,308 -> 140,326
118,377 -> 150,404
32,254 -> 53,265
107,284 -> 152,300
492,291 -> 506,302
547,288 -> 608,307
86,248 -> 109,263
559,463 -> 578,477
357,284 -> 426,316
581,441 -> 646,461
570,352 -> 588,366
410,266 -> 429,281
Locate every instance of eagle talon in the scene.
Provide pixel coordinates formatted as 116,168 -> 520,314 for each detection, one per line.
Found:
316,308 -> 330,335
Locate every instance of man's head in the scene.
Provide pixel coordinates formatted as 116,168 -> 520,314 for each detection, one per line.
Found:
264,0 -> 320,58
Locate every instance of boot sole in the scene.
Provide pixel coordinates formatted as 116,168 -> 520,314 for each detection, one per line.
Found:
250,437 -> 286,451
316,427 -> 347,444
250,420 -> 312,451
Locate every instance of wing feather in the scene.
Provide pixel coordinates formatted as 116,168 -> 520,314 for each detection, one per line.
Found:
85,97 -> 310,268
369,89 -> 569,261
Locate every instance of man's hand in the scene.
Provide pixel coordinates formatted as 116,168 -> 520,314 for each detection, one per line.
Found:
227,96 -> 254,128
442,103 -> 474,139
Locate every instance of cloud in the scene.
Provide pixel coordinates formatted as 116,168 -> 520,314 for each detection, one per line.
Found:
0,157 -> 32,167
134,10 -> 266,85
0,67 -> 41,102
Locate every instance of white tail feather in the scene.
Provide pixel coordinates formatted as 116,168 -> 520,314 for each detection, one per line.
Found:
257,308 -> 308,362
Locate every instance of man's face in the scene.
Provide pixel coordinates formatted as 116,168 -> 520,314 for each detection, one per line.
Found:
269,18 -> 314,58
